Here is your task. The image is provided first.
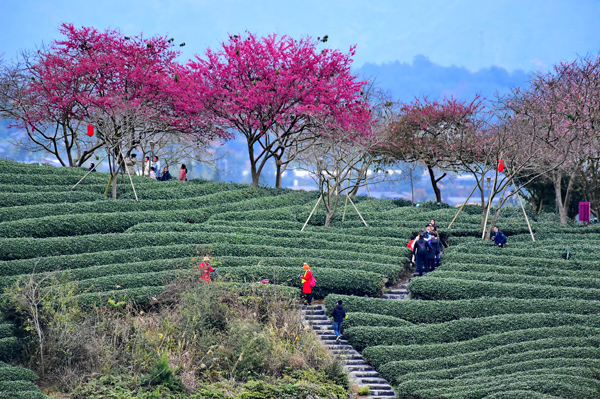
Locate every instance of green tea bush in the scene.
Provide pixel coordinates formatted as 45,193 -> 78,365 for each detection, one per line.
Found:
340,313 -> 412,330
371,337 -> 600,378
343,313 -> 600,351
218,266 -> 384,297
0,366 -> 38,382
442,252 -> 599,271
0,380 -> 41,392
392,373 -> 595,399
430,270 -> 600,290
0,191 -> 107,208
438,261 -> 596,278
385,352 -> 600,386
324,294 -> 600,324
0,188 -> 283,222
361,325 -> 600,368
0,231 -> 407,263
409,277 -> 600,301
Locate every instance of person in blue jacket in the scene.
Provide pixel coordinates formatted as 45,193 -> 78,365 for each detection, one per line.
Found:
492,226 -> 507,247
331,300 -> 347,342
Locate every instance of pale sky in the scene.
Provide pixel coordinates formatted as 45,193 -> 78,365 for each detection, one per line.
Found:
1,0 -> 598,72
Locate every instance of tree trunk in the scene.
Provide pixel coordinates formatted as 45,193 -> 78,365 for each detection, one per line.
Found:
275,159 -> 283,189
426,163 -> 444,203
552,171 -> 574,225
111,173 -> 118,200
485,185 -> 509,240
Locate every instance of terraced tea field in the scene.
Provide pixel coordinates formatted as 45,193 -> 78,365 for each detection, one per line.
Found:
0,158 -> 599,398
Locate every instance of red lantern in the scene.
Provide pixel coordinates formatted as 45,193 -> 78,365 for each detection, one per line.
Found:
498,159 -> 504,172
87,124 -> 94,137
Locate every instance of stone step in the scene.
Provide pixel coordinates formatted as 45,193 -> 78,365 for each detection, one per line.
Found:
381,294 -> 406,300
368,384 -> 393,390
344,359 -> 366,366
346,363 -> 376,373
304,315 -> 328,321
358,378 -> 389,385
302,310 -> 326,316
387,289 -> 408,294
352,371 -> 380,378
371,387 -> 396,398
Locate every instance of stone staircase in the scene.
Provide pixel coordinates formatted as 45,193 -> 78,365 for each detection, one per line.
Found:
300,304 -> 397,399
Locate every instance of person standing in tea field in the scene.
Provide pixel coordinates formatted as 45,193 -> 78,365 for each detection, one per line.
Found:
198,256 -> 215,282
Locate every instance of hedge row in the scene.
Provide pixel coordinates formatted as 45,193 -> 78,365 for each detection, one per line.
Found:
0,191 -> 107,208
0,231 -> 406,264
442,252 -> 598,271
0,254 -> 404,290
0,392 -> 48,399
343,313 -> 600,351
439,262 -> 590,278
430,270 -> 600,290
447,243 -> 600,261
0,381 -> 42,393
73,270 -> 182,293
0,244 -> 197,276
212,256 -> 403,285
384,349 -> 600,387
126,222 -> 408,248
323,294 -> 600,324
218,266 -> 385,298
361,325 -> 600,368
408,277 -> 600,301
340,313 -> 412,330
0,209 -> 211,238
0,244 -> 402,287
0,187 -> 286,222
0,367 -> 38,382
392,372 -> 596,399
368,336 -> 600,378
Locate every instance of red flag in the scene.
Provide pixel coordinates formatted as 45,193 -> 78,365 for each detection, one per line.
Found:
498,159 -> 504,172
87,124 -> 94,137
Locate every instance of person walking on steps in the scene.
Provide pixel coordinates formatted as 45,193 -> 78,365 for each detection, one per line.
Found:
331,299 -> 347,342
413,233 -> 431,276
299,263 -> 314,305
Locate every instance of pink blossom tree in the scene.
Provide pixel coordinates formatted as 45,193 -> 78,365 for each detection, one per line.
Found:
380,96 -> 484,203
507,54 -> 600,224
186,33 -> 372,188
13,24 -> 220,198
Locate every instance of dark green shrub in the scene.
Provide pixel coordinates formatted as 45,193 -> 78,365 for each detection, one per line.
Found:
340,313 -> 412,330
409,276 -> 600,301
324,294 -> 600,324
343,313 -> 600,351
362,325 -> 600,368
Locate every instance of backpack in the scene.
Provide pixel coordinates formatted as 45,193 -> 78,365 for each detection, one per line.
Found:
310,276 -> 317,287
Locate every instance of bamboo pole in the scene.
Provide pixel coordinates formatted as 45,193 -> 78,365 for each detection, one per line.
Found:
512,178 -> 535,242
120,149 -> 139,202
448,177 -> 481,229
482,173 -> 497,239
347,194 -> 368,227
71,153 -> 109,190
342,195 -> 349,222
301,195 -> 322,232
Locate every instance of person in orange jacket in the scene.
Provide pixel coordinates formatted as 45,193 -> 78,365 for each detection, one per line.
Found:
299,263 -> 313,305
198,256 -> 214,282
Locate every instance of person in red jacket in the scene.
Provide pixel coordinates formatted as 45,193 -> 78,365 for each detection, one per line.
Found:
299,263 -> 313,305
198,256 -> 214,282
